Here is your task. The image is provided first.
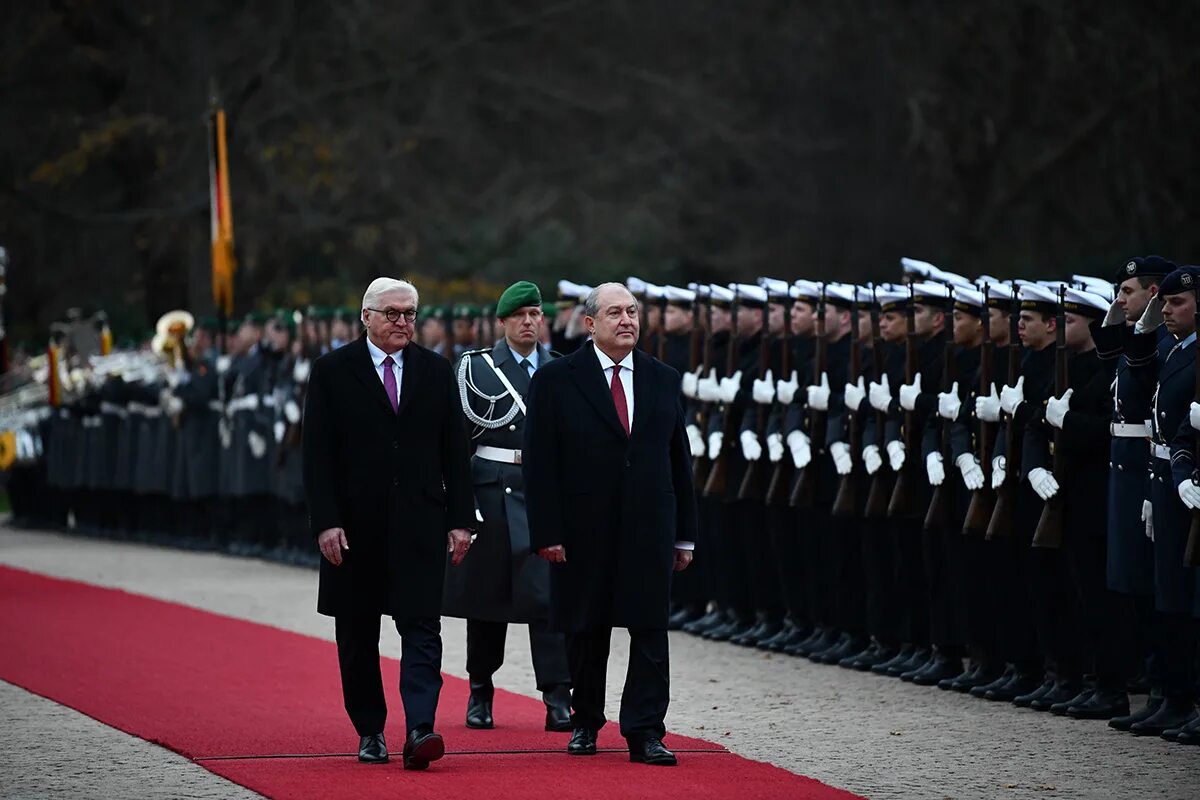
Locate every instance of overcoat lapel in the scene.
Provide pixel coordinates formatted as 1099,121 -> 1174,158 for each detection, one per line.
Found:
347,337 -> 396,417
395,343 -> 420,418
569,341 -> 628,439
630,349 -> 657,439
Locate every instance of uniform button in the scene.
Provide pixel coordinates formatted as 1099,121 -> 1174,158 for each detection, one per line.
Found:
505,487 -> 512,495
393,477 -> 399,487
508,424 -> 517,432
1108,462 -> 1112,467
393,440 -> 399,449
625,459 -> 631,467
1117,464 -> 1124,471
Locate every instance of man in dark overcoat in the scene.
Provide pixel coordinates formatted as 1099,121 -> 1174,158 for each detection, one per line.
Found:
303,277 -> 474,770
442,280 -> 571,732
523,282 -> 698,766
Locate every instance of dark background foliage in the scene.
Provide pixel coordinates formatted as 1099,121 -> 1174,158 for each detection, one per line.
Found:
3,0 -> 1198,339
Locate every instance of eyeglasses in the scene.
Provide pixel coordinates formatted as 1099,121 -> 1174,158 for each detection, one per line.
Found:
366,307 -> 418,324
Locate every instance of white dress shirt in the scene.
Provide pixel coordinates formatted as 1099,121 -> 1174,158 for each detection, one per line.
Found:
365,336 -> 404,390
512,345 -> 539,377
594,345 -> 693,551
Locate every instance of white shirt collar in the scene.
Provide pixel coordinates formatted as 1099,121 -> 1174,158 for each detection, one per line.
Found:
594,345 -> 634,373
365,335 -> 404,368
509,343 -> 539,370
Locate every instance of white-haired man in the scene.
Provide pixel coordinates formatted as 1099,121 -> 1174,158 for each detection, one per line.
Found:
303,277 -> 475,770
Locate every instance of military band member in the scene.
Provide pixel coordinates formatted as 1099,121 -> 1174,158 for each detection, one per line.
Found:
441,280 -> 572,732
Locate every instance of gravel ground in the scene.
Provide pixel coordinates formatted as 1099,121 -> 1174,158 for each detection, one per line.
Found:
1,525 -> 1197,799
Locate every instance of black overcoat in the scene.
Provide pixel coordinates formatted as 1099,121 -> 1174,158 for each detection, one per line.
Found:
303,336 -> 474,619
522,341 -> 699,632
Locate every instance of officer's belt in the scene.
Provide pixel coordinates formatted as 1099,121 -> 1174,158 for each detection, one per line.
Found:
128,403 -> 162,418
82,416 -> 103,428
228,394 -> 260,413
1151,442 -> 1172,461
1111,422 -> 1148,438
207,400 -> 225,412
100,402 -> 128,418
475,445 -> 522,465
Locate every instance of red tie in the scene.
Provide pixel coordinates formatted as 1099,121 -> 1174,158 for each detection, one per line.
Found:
610,365 -> 630,436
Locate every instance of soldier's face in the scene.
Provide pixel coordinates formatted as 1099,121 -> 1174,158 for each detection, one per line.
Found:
585,285 -> 640,354
453,318 -> 474,342
988,308 -> 1009,341
1018,310 -> 1054,349
913,304 -> 943,337
1064,312 -> 1094,350
331,320 -> 351,341
1162,292 -> 1196,337
880,310 -> 906,343
736,304 -> 761,334
1117,278 -> 1156,323
952,309 -> 982,345
646,305 -> 662,330
663,305 -> 691,334
500,306 -> 544,349
857,311 -> 873,341
419,318 -> 443,345
363,289 -> 416,352
710,306 -> 732,333
767,302 -> 786,335
791,300 -> 815,337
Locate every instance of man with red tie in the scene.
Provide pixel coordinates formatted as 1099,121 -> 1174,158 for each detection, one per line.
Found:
522,282 -> 699,766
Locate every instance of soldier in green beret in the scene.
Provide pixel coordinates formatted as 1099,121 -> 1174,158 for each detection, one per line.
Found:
442,279 -> 572,732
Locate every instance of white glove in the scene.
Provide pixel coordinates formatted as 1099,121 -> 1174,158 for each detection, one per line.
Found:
1190,401 -> 1200,433
787,430 -> 812,469
777,370 -> 800,404
707,431 -> 723,459
285,399 -> 301,424
1135,295 -> 1165,334
752,369 -> 776,405
740,430 -> 763,461
938,381 -> 961,421
869,374 -> 893,412
292,359 -> 311,384
696,368 -> 720,402
956,453 -> 985,490
1000,376 -> 1025,415
1178,479 -> 1200,510
975,385 -> 1001,422
899,374 -> 922,412
886,440 -> 906,472
164,394 -> 184,417
844,376 -> 867,412
863,444 -> 883,475
686,424 -> 705,457
717,371 -> 743,403
807,373 -> 831,411
1046,389 -> 1073,430
767,432 -> 784,463
248,431 -> 267,459
1028,467 -> 1059,501
681,368 -> 700,399
991,455 -> 1006,489
925,451 -> 945,486
1142,498 -> 1154,541
1102,298 -> 1125,327
274,420 -> 286,443
830,441 -> 853,475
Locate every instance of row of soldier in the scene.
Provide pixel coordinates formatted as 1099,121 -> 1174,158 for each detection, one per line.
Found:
10,259 -> 1200,745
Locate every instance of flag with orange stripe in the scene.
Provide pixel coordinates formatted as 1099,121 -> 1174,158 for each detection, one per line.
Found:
208,108 -> 236,316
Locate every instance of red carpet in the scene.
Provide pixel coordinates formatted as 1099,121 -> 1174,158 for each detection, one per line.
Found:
0,565 -> 861,799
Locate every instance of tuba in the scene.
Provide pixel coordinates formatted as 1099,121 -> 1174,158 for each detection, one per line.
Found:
152,310 -> 195,370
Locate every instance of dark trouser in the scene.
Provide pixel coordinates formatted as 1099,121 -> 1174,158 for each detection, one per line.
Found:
925,526 -> 966,653
1155,612 -> 1197,699
716,502 -> 754,618
964,535 -> 1001,664
834,518 -> 866,636
804,506 -> 837,630
863,522 -> 900,643
1026,545 -> 1083,679
768,506 -> 808,625
738,500 -> 784,620
466,618 -> 570,691
1065,533 -> 1138,689
893,520 -> 930,645
567,627 -> 669,740
334,614 -> 443,736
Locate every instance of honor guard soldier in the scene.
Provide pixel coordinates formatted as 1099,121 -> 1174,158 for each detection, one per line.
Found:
441,280 -> 572,733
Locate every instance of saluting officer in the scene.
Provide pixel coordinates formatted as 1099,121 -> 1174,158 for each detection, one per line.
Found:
441,281 -> 572,733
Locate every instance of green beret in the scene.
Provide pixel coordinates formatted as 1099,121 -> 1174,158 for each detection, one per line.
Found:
455,303 -> 481,320
243,311 -> 268,326
197,316 -> 220,333
495,281 -> 542,318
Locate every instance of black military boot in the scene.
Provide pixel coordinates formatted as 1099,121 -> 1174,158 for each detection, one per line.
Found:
465,678 -> 494,729
668,604 -> 704,631
984,670 -> 1041,702
890,646 -> 931,679
810,631 -> 851,663
1067,689 -> 1130,720
846,641 -> 898,671
1109,692 -> 1163,731
543,685 -> 572,732
1129,697 -> 1198,736
1045,685 -> 1091,715
758,620 -> 800,652
1012,677 -> 1057,708
969,664 -> 1015,698
872,644 -> 915,676
683,608 -> 725,636
820,633 -> 869,666
1171,709 -> 1200,744
911,650 -> 965,686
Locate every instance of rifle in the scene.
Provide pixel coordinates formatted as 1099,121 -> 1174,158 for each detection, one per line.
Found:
790,288 -> 826,507
765,298 -> 794,506
887,284 -> 919,517
703,296 -> 740,497
1032,286 -> 1068,548
738,300 -> 772,501
986,287 -> 1021,540
962,285 -> 996,534
656,294 -> 669,361
692,294 -> 714,489
1187,286 -> 1200,566
864,293 -> 891,518
924,297 -> 957,532
831,295 -> 862,517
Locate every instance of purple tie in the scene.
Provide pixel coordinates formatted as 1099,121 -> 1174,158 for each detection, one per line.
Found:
382,355 -> 398,413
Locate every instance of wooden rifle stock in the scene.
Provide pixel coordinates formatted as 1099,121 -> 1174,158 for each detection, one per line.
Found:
923,328 -> 957,532
703,298 -> 740,497
765,303 -> 794,506
986,290 -> 1021,540
738,302 -> 771,501
832,297 -> 861,518
864,301 -> 891,519
963,289 -> 995,534
790,291 -> 827,507
887,287 -> 919,518
1032,287 -> 1068,548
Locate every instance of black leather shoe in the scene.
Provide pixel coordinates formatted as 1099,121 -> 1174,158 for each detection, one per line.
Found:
969,665 -> 1015,698
544,685 -> 572,732
1159,710 -> 1199,741
628,736 -> 677,766
567,727 -> 598,755
682,609 -> 725,636
890,646 -> 931,678
984,671 -> 1041,702
820,634 -> 868,665
1109,694 -> 1163,731
850,643 -> 898,671
900,652 -> 935,682
466,679 -> 494,729
402,729 -> 445,770
758,622 -> 800,652
1046,686 -> 1092,715
1066,689 -> 1129,720
810,631 -> 850,663
668,604 -> 704,630
358,733 -> 387,763
872,644 -> 915,675
1012,678 -> 1056,708
1130,699 -> 1199,736
1173,712 -> 1200,745
840,641 -> 882,669
912,653 -> 965,686
786,626 -> 831,657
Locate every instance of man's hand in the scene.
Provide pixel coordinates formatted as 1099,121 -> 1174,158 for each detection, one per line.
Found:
673,548 -> 694,572
681,368 -> 700,399
806,372 -> 831,411
886,440 -> 906,472
868,375 -> 892,412
447,528 -> 472,566
844,376 -> 867,412
716,371 -> 743,404
1136,295 -> 1165,334
1046,388 -> 1073,429
777,370 -> 800,404
899,374 -> 922,412
975,384 -> 1001,422
751,369 -> 775,405
538,545 -> 567,563
1028,467 -> 1059,501
863,444 -> 883,475
925,451 -> 945,486
991,455 -> 1006,489
937,381 -> 961,420
318,527 -> 349,566
686,424 -> 706,457
1000,376 -> 1025,415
